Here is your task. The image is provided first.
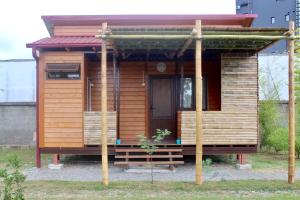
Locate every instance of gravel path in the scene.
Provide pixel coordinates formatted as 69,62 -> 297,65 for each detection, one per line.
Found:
24,160 -> 299,182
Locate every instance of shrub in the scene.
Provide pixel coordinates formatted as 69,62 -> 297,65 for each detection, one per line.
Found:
203,158 -> 213,166
259,100 -> 280,149
267,128 -> 288,153
0,155 -> 26,200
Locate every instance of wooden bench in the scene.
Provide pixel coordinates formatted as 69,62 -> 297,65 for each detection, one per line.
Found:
114,148 -> 184,168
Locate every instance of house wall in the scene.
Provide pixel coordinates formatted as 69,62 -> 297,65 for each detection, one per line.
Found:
85,59 -> 221,143
86,61 -> 115,111
119,60 -> 220,142
180,53 -> 258,145
39,52 -> 85,148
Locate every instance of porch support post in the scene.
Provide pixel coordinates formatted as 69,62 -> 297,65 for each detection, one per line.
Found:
195,20 -> 203,185
33,48 -> 41,168
101,22 -> 109,186
288,21 -> 295,184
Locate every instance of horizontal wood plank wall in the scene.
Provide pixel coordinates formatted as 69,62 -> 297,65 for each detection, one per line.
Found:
180,53 -> 258,145
118,60 -> 220,142
84,111 -> 116,145
42,52 -> 84,148
53,26 -> 100,36
119,62 -> 146,142
87,61 -> 114,111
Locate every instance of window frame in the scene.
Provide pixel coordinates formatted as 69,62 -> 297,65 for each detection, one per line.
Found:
285,13 -> 290,22
271,17 -> 276,24
178,75 -> 208,111
45,63 -> 81,80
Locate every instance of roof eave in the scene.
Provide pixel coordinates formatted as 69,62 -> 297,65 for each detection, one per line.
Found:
42,14 -> 257,36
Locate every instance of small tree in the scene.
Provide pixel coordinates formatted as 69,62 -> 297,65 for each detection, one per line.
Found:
138,129 -> 171,184
0,155 -> 26,200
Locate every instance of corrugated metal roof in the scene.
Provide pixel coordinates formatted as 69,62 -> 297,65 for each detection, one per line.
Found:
26,36 -> 101,48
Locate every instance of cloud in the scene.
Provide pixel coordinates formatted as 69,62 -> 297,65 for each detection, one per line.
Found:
0,0 -> 235,59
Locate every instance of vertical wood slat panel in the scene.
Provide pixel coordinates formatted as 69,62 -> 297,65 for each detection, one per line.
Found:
84,112 -> 117,144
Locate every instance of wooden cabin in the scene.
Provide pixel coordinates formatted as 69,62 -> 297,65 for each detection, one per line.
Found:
27,15 -> 288,167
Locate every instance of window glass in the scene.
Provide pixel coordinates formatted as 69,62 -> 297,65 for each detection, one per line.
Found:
180,76 -> 208,110
182,78 -> 193,109
46,63 -> 80,80
271,17 -> 276,24
285,14 -> 290,22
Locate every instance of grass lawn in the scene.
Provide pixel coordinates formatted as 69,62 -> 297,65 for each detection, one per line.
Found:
248,153 -> 300,170
24,180 -> 300,200
0,148 -> 50,169
2,149 -> 300,199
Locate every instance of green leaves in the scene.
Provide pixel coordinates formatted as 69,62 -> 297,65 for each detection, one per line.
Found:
0,154 -> 26,200
138,129 -> 171,155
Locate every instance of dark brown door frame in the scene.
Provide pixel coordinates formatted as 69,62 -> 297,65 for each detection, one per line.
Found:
148,75 -> 177,140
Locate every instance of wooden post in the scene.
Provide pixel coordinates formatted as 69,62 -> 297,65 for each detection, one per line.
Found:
52,154 -> 59,165
195,20 -> 203,185
101,22 -> 109,186
33,48 -> 41,168
288,21 -> 296,184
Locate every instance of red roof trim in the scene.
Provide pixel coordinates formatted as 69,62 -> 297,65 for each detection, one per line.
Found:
26,36 -> 101,48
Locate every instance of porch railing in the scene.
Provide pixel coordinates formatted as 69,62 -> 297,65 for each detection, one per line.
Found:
84,111 -> 117,145
178,111 -> 257,145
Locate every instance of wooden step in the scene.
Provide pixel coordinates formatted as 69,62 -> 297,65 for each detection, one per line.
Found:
114,161 -> 184,166
114,147 -> 184,167
115,148 -> 182,153
115,154 -> 183,159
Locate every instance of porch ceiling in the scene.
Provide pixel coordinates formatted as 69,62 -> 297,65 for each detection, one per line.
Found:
109,27 -> 288,52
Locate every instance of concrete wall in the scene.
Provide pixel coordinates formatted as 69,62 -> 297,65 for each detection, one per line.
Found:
0,59 -> 36,102
0,103 -> 35,147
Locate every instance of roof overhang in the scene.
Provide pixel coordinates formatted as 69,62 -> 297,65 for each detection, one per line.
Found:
27,15 -> 292,54
42,14 -> 257,36
27,26 -> 288,53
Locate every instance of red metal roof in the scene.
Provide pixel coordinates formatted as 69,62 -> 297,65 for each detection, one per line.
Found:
26,36 -> 101,48
42,14 -> 257,35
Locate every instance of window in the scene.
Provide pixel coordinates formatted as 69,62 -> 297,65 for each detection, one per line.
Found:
271,17 -> 276,24
180,76 -> 208,111
285,13 -> 290,22
46,63 -> 80,80
182,77 -> 193,109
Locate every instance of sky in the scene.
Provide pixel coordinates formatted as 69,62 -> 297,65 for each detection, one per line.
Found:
0,0 -> 235,60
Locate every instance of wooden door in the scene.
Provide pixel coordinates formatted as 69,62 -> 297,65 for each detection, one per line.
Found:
150,76 -> 176,141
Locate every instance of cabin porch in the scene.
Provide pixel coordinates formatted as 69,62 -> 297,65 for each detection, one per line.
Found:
82,50 -> 256,147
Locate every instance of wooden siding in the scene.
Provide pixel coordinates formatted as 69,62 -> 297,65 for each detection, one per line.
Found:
84,60 -> 221,143
84,112 -> 117,145
119,62 -> 146,142
180,53 -> 258,145
40,52 -> 85,148
54,26 -> 100,36
87,61 -> 115,111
